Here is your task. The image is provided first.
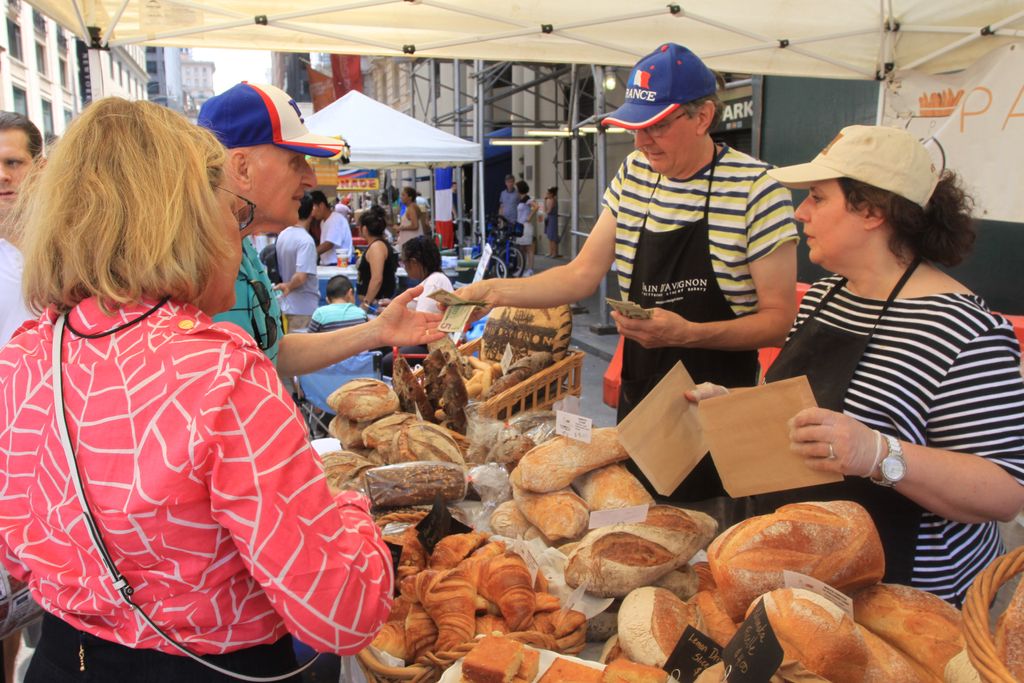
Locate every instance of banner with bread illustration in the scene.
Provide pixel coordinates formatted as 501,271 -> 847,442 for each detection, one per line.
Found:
881,41 -> 1024,223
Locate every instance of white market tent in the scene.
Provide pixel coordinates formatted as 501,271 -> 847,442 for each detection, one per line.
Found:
27,1 -> 1024,79
305,90 -> 481,169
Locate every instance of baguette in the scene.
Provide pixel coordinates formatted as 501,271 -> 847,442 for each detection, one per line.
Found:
515,428 -> 628,493
708,500 -> 884,621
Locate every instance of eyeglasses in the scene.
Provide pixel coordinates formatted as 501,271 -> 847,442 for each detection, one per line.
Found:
216,186 -> 257,232
632,110 -> 688,139
245,277 -> 278,351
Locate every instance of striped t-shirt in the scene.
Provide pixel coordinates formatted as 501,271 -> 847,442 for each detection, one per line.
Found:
797,277 -> 1024,606
603,147 -> 797,313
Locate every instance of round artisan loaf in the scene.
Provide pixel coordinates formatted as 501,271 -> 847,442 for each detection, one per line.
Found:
481,304 -> 572,362
708,500 -> 884,620
327,378 -> 399,421
319,450 -> 375,494
617,586 -> 704,667
362,412 -> 418,449
328,415 -> 372,449
565,506 -> 718,597
853,582 -> 963,681
757,587 -> 870,683
389,422 -> 465,466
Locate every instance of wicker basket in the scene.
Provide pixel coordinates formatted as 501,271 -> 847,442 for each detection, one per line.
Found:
409,338 -> 583,421
356,630 -> 556,683
962,544 -> 1024,682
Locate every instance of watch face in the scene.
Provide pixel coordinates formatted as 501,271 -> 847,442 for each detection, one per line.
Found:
881,456 -> 907,482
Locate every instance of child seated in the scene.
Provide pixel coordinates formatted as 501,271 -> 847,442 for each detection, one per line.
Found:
308,276 -> 368,333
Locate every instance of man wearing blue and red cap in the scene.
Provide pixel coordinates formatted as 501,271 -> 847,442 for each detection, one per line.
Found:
199,82 -> 441,376
460,45 -> 798,514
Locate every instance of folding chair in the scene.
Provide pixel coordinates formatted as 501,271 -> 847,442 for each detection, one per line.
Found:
294,351 -> 383,439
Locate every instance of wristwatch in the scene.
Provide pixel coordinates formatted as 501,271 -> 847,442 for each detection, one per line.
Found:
872,434 -> 906,487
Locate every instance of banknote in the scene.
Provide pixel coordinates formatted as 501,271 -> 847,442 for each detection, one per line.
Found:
428,290 -> 489,308
605,297 -> 653,320
438,304 -> 475,333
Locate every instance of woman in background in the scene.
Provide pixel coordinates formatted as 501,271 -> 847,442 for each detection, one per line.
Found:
395,186 -> 422,250
0,98 -> 394,681
357,204 -> 399,313
543,186 -> 560,258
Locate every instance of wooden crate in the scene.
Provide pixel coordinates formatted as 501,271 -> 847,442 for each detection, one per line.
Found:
409,338 -> 583,421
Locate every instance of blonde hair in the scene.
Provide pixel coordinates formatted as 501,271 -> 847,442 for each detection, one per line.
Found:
18,98 -> 231,314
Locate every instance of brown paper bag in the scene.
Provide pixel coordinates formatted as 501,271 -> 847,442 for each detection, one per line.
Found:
617,362 -> 707,496
698,376 -> 842,497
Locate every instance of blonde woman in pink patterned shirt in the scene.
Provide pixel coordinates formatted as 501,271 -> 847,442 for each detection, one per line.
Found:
0,99 -> 426,682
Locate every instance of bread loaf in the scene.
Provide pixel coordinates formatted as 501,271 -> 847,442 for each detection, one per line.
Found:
759,587 -> 870,683
689,590 -> 738,647
362,412 -> 418,450
488,500 -> 549,542
515,428 -> 628,492
328,415 -> 372,449
854,583 -> 963,682
617,586 -> 704,667
651,565 -> 699,601
708,500 -> 884,620
572,463 -> 655,511
565,506 -> 717,598
365,461 -> 467,508
389,422 -> 465,466
327,378 -> 399,421
861,627 -> 922,682
319,450 -> 374,494
586,610 -> 618,642
481,305 -> 573,363
599,635 -> 625,665
510,470 -> 589,542
692,561 -> 716,593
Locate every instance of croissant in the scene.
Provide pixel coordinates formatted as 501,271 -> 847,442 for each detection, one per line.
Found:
475,614 -> 509,636
475,552 -> 537,632
428,532 -> 489,570
533,593 -> 561,613
472,540 -> 508,560
370,622 -> 408,662
404,603 -> 437,662
386,527 -> 427,581
388,595 -> 413,624
410,568 -> 478,652
533,609 -> 587,655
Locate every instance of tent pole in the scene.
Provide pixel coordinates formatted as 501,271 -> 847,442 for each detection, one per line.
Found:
453,59 -> 466,246
474,59 -> 486,246
591,65 -> 613,332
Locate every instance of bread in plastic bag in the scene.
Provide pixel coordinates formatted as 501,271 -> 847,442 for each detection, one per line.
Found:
365,461 -> 468,508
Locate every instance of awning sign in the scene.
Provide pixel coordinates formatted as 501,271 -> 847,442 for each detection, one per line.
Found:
337,169 -> 380,191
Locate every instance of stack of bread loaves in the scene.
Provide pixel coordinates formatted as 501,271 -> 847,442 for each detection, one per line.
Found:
606,500 -> 965,682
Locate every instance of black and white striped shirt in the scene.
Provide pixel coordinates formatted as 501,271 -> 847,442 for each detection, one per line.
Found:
797,277 -> 1024,605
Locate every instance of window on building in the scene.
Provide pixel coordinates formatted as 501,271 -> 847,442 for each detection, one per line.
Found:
35,41 -> 47,75
7,18 -> 23,62
64,109 -> 73,127
59,56 -> 68,88
41,100 -> 54,139
109,55 -> 114,78
12,87 -> 27,116
119,63 -> 124,87
32,9 -> 46,36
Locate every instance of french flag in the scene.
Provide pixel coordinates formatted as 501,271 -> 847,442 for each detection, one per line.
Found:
434,167 -> 455,248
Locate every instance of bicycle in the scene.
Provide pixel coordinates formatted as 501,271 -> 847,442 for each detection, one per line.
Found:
474,215 -> 525,279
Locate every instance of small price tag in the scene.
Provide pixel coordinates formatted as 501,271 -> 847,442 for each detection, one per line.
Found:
472,244 -> 493,283
663,626 -> 723,683
720,599 -> 784,683
556,410 -> 592,443
782,570 -> 854,619
588,504 -> 649,530
500,343 -> 515,375
558,579 -> 589,619
508,538 -> 541,586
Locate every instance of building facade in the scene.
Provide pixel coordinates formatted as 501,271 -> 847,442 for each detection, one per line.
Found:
146,46 -> 185,113
180,49 -> 214,121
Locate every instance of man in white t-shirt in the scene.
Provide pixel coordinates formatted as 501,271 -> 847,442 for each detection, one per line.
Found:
0,112 -> 43,348
273,194 -> 321,331
315,191 -> 354,266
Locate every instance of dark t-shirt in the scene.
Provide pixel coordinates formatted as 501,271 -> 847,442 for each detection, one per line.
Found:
356,240 -> 398,301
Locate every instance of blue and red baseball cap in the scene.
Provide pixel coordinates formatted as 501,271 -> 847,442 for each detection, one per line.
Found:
602,43 -> 717,130
198,82 -> 345,158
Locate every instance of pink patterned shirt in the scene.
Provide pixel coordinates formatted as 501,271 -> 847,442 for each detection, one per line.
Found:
0,298 -> 393,655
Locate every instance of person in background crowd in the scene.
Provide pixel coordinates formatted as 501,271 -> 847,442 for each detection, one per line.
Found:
314,190 -> 353,266
198,81 -> 442,377
395,187 -> 423,250
514,180 -> 538,276
357,205 -> 399,313
382,235 -> 454,374
459,44 -> 797,527
273,193 -> 320,331
0,110 -> 44,683
692,125 -> 1024,607
0,97 -> 395,682
309,276 -> 367,333
0,112 -> 43,348
497,174 -> 518,229
542,185 -> 561,258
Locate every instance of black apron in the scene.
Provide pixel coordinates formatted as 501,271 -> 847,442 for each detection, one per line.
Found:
760,259 -> 924,585
618,148 -> 758,503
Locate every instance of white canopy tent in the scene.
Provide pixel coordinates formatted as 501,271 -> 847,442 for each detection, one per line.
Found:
26,1 -> 1024,80
305,90 -> 481,169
